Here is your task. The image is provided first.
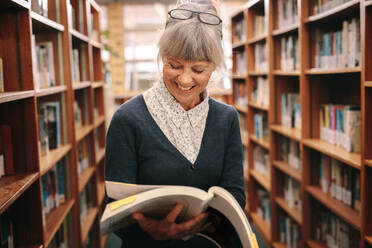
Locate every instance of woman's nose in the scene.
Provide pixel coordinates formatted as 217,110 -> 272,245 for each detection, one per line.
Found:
177,71 -> 193,85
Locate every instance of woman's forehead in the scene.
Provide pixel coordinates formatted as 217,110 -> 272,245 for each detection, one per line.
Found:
165,55 -> 212,66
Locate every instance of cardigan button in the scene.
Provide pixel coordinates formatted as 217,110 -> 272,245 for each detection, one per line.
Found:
191,165 -> 195,170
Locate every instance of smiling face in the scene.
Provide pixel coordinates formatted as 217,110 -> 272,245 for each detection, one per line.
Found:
163,55 -> 215,111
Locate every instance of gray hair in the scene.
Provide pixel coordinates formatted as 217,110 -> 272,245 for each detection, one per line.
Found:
157,2 -> 226,72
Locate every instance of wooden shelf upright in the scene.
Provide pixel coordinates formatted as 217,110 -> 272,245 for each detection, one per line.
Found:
0,0 -> 106,247
231,0 -> 370,246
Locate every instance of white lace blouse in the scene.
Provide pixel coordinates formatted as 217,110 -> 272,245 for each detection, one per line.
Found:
143,81 -> 209,164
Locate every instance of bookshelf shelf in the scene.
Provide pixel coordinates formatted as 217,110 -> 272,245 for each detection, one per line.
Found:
302,139 -> 361,169
234,104 -> 248,113
0,173 -> 39,214
44,199 -> 74,246
91,40 -> 103,49
81,206 -> 99,243
94,115 -> 105,128
247,34 -> 267,44
232,40 -> 246,49
275,197 -> 302,225
70,29 -> 89,43
0,0 -> 29,9
365,81 -> 372,87
305,67 -> 361,75
306,186 -> 361,230
367,0 -> 372,6
246,0 -> 264,9
92,81 -> 104,88
270,125 -> 301,142
250,169 -> 271,191
250,134 -> 270,150
273,161 -> 301,182
30,11 -> 64,32
0,91 -> 34,104
75,125 -> 94,143
272,242 -> 287,248
250,212 -> 271,244
366,236 -> 372,246
78,166 -> 96,193
272,23 -> 299,37
366,159 -> 372,167
306,0 -> 360,24
96,148 -> 105,164
39,144 -> 72,176
73,81 -> 91,90
248,70 -> 268,76
273,70 -> 300,76
306,240 -> 327,248
35,85 -> 67,97
232,75 -> 247,80
248,101 -> 269,111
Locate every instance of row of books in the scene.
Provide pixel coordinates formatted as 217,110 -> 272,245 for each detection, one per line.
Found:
319,104 -> 361,153
254,42 -> 268,72
95,126 -> 103,154
234,51 -> 246,76
278,213 -> 301,248
31,0 -> 49,18
243,148 -> 249,175
313,18 -> 361,69
253,146 -> 270,177
80,181 -> 94,223
38,101 -> 61,157
0,210 -> 14,248
251,76 -> 269,108
283,175 -> 302,212
253,14 -> 266,37
238,112 -> 248,142
280,34 -> 299,71
234,81 -> 247,107
313,203 -> 360,247
74,101 -> 83,129
277,0 -> 298,30
313,0 -> 352,15
257,188 -> 271,224
32,36 -> 56,90
72,49 -> 81,84
254,112 -> 269,141
281,92 -> 301,130
0,58 -> 3,92
67,0 -> 85,32
48,218 -> 70,248
233,19 -> 246,44
0,126 -> 13,179
319,154 -> 361,213
41,161 -> 66,224
77,139 -> 90,175
280,136 -> 301,171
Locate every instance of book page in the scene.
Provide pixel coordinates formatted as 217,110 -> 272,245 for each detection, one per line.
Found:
106,181 -> 165,200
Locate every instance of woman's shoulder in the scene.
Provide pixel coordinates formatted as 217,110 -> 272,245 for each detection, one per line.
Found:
112,94 -> 147,121
209,97 -> 237,116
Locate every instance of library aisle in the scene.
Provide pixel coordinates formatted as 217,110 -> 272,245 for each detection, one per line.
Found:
1,0 -> 371,247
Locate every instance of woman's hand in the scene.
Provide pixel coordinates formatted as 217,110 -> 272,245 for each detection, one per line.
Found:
131,203 -> 210,240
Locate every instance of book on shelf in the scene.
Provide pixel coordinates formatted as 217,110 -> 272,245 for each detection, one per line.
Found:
281,92 -> 301,130
257,187 -> 271,224
313,203 -> 360,247
72,49 -> 81,83
0,125 -> 14,178
34,40 -> 56,90
31,0 -> 48,18
233,18 -> 246,43
234,82 -> 248,107
277,0 -> 298,29
0,57 -> 3,92
74,101 -> 83,129
254,42 -> 268,72
283,175 -> 302,211
243,149 -> 249,176
253,146 -> 270,177
80,181 -> 93,223
101,181 -> 259,248
38,102 -> 61,156
252,76 -> 269,108
77,139 -> 90,175
254,112 -> 269,141
280,136 -> 301,171
318,154 -> 361,213
313,17 -> 360,69
319,104 -> 361,153
238,112 -> 248,139
235,50 -> 246,76
41,161 -> 66,225
49,219 -> 70,248
280,34 -> 299,71
279,213 -> 300,248
0,209 -> 14,248
313,0 -> 352,15
254,14 -> 266,37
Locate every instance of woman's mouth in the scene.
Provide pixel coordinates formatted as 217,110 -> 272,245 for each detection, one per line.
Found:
176,82 -> 195,91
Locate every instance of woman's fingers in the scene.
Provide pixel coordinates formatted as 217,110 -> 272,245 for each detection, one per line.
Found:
164,203 -> 184,223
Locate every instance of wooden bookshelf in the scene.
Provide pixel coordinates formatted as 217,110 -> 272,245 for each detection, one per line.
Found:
366,236 -> 372,246
0,0 -> 106,247
231,0 -> 368,246
248,101 -> 269,111
251,212 -> 272,243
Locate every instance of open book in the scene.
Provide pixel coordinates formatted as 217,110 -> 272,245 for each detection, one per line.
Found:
101,181 -> 258,248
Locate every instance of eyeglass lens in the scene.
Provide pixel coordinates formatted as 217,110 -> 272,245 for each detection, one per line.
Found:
170,9 -> 221,25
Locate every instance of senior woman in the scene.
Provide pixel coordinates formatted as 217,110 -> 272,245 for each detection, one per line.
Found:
105,1 -> 245,247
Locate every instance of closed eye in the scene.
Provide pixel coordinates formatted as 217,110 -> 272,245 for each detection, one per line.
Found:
193,68 -> 204,74
169,63 -> 181,69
